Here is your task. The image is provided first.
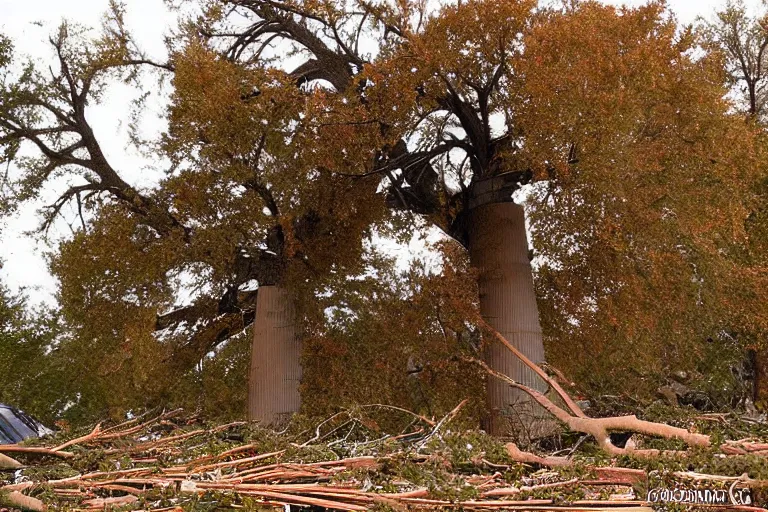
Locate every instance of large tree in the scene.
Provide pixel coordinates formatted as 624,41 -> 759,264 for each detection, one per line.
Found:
0,0 -> 764,430
699,1 -> 768,408
0,10 -> 387,423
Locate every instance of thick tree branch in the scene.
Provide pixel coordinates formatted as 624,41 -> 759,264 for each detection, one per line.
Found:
157,290 -> 260,370
471,355 -> 709,458
0,34 -> 190,240
476,317 -> 587,418
229,1 -> 356,91
461,326 -> 753,460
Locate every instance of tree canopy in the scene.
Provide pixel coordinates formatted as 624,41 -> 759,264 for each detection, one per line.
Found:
0,0 -> 766,421
0,275 -> 68,425
699,0 -> 768,406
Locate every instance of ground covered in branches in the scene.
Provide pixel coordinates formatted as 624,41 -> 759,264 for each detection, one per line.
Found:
0,401 -> 767,512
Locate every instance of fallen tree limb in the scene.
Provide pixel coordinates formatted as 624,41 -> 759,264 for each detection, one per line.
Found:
52,423 -> 102,452
504,444 -> 651,486
416,399 -> 468,450
103,428 -> 206,455
0,453 -> 22,469
481,478 -> 580,496
1,490 -> 46,511
468,356 -> 705,458
0,446 -> 74,459
2,414 -> 763,512
505,442 -> 571,467
478,318 -> 587,418
95,409 -> 184,442
81,495 -> 138,509
191,450 -> 285,472
236,489 -> 368,511
465,324 -> 762,462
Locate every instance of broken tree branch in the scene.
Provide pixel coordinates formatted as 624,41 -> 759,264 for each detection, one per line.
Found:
477,318 -> 587,418
0,453 -> 22,469
0,446 -> 74,459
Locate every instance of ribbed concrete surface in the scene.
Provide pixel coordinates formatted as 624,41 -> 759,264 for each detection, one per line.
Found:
248,286 -> 302,425
469,203 -> 549,435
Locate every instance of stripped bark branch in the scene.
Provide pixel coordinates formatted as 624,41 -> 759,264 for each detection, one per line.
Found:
0,453 -> 22,469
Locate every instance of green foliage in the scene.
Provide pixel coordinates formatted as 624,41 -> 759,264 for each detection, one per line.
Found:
168,328 -> 251,421
0,280 -> 72,425
300,244 -> 485,425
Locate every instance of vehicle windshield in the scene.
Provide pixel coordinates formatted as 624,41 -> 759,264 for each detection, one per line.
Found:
0,405 -> 52,444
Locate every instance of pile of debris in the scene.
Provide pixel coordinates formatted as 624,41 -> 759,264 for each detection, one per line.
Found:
0,403 -> 767,511
1,328 -> 767,511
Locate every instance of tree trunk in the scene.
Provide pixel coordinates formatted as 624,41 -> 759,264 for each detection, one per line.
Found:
468,202 -> 550,436
248,286 -> 302,424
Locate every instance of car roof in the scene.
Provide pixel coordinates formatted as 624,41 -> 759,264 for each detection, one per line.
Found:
0,404 -> 51,444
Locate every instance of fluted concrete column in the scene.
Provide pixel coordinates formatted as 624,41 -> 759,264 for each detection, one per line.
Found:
469,202 -> 549,436
248,286 -> 302,424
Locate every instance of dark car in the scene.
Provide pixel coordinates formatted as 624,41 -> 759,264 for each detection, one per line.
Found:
0,404 -> 52,444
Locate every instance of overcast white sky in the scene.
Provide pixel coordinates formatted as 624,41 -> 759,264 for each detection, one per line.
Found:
1,0 -> 172,304
0,0 -> 763,306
